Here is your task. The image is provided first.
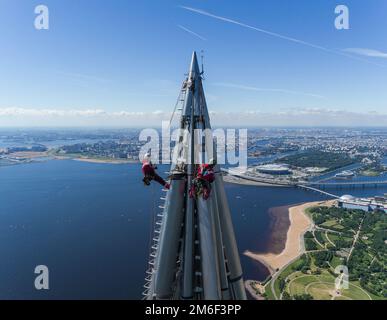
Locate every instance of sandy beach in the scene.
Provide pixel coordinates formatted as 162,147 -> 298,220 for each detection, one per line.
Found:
244,201 -> 325,273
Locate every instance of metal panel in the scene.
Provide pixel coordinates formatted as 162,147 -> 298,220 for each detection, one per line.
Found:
153,179 -> 186,299
214,174 -> 247,300
197,197 -> 221,299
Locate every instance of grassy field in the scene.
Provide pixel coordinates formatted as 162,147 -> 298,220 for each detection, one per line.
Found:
286,272 -> 372,300
264,204 -> 386,300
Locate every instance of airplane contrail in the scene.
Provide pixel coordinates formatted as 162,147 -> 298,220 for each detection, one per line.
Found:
211,82 -> 325,99
178,25 -> 207,41
180,6 -> 386,68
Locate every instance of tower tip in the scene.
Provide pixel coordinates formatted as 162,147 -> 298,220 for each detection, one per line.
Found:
189,51 -> 201,77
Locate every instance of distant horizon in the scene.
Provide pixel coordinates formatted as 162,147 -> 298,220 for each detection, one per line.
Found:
1,109 -> 387,127
1,125 -> 387,130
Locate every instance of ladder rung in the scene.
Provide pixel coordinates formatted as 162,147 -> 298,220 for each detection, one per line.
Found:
153,237 -> 160,242
159,205 -> 165,209
157,213 -> 164,218
155,229 -> 161,234
143,283 -> 151,290
160,197 -> 166,201
151,245 -> 158,250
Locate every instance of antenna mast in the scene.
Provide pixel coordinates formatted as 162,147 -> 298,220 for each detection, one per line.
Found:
144,51 -> 246,300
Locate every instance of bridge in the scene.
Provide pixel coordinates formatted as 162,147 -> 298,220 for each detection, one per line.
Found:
296,185 -> 340,199
223,168 -> 387,199
223,168 -> 387,188
308,180 -> 387,187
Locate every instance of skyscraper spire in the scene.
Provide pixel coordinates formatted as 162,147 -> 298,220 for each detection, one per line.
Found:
144,52 -> 246,300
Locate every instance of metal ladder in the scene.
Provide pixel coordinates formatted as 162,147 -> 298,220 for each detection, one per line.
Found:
142,188 -> 169,298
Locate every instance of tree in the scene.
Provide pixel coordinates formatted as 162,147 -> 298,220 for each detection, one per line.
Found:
293,294 -> 313,300
282,292 -> 291,300
279,278 -> 286,292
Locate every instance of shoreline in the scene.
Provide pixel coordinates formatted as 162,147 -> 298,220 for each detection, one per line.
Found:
1,153 -> 140,166
71,157 -> 139,165
244,280 -> 266,300
244,201 -> 325,274
265,205 -> 293,255
223,174 -> 289,187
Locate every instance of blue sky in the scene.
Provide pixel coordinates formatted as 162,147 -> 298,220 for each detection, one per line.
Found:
1,0 -> 387,126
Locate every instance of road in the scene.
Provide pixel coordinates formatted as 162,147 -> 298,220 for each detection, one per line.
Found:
347,215 -> 365,262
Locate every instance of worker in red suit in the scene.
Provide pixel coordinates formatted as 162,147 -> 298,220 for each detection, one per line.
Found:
142,153 -> 170,190
189,159 -> 216,200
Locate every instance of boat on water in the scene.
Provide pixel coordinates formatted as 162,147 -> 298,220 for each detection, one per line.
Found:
335,170 -> 355,179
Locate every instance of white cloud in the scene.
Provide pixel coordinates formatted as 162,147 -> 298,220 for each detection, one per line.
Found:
1,107 -> 387,127
210,108 -> 387,126
0,108 -> 106,117
342,48 -> 387,59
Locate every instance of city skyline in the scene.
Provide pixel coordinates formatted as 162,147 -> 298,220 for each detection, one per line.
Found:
1,0 -> 387,127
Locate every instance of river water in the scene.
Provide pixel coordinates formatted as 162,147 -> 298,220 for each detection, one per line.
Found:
0,160 -> 386,299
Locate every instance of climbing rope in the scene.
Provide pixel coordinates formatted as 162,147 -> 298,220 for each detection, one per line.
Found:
169,82 -> 186,128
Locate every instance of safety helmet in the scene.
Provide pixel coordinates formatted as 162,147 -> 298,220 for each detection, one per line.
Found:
208,158 -> 217,166
177,157 -> 186,165
143,152 -> 152,164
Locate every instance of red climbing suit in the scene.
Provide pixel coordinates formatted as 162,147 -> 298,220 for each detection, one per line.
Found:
142,162 -> 170,189
197,164 -> 215,184
189,164 -> 215,200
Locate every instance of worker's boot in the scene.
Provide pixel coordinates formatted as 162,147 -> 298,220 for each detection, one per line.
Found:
143,177 -> 151,186
203,188 -> 210,200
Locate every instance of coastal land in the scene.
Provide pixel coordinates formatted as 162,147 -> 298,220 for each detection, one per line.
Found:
72,157 -> 138,165
5,151 -> 49,159
223,174 -> 289,187
244,201 -> 322,273
250,201 -> 386,300
1,151 -> 139,166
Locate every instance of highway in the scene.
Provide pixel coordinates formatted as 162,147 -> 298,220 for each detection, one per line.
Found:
223,168 -> 387,199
